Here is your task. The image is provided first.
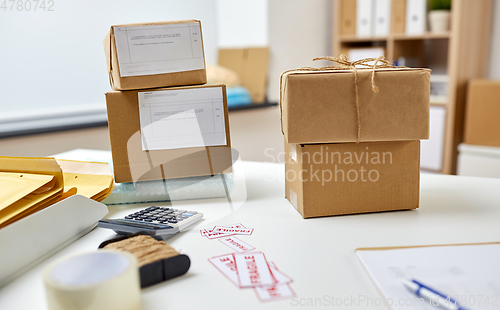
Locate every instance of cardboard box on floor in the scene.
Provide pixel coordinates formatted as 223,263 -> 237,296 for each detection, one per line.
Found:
104,20 -> 207,91
106,84 -> 232,183
464,80 -> 500,147
280,68 -> 431,144
218,47 -> 269,103
284,140 -> 420,218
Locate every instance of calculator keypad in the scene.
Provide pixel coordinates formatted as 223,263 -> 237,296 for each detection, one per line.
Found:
124,206 -> 195,225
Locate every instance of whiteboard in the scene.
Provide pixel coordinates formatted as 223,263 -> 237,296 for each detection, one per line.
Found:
0,0 -> 217,131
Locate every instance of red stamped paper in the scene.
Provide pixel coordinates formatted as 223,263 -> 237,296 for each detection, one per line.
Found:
213,226 -> 254,235
268,262 -> 293,284
219,236 -> 255,253
233,252 -> 276,288
254,284 -> 296,302
200,224 -> 247,239
208,254 -> 240,288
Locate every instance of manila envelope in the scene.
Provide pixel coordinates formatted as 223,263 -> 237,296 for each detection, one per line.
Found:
0,157 -> 63,228
0,172 -> 55,211
56,159 -> 115,202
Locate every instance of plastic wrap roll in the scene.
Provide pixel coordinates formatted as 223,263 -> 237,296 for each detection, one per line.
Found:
44,250 -> 141,310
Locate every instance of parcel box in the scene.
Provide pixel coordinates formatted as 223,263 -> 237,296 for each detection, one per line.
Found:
218,47 -> 269,103
464,80 -> 500,147
280,68 -> 431,144
284,140 -> 420,218
104,20 -> 207,91
106,84 -> 232,183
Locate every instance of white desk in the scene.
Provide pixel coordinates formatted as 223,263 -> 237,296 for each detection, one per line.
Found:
1,161 -> 500,310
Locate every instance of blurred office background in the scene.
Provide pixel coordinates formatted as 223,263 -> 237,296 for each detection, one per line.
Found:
1,0 -> 499,176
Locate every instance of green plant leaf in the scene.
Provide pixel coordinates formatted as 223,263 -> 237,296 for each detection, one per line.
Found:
429,0 -> 452,11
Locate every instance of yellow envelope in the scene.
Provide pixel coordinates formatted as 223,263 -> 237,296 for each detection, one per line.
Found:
0,157 -> 63,228
55,159 -> 114,202
0,172 -> 55,211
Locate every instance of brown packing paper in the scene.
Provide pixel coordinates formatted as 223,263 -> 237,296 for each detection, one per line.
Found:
104,20 -> 207,91
464,80 -> 500,147
284,140 -> 420,218
280,65 -> 430,144
218,47 -> 269,103
105,84 -> 232,183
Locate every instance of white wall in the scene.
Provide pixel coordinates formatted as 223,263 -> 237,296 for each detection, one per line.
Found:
488,0 -> 500,79
267,0 -> 333,103
216,0 -> 268,49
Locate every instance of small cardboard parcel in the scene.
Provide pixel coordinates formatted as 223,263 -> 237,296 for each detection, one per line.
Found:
106,84 -> 232,184
280,67 -> 431,144
104,20 -> 207,91
284,140 -> 421,218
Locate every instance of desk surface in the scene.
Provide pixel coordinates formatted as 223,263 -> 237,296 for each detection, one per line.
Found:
1,160 -> 500,310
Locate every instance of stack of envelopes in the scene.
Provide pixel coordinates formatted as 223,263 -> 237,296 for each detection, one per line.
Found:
0,157 -> 114,228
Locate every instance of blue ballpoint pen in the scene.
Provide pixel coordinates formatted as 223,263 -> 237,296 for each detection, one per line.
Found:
403,279 -> 469,310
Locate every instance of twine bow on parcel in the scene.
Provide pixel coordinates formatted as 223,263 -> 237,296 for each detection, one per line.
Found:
280,54 -> 398,143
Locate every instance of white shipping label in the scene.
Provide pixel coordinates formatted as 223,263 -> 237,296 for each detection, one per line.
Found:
138,87 -> 226,151
114,23 -> 205,77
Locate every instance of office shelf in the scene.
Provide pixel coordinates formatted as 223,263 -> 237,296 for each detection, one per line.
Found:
339,32 -> 451,43
333,0 -> 493,174
228,101 -> 278,112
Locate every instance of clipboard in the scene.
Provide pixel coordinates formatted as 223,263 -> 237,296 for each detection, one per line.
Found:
356,242 -> 500,310
357,241 -> 500,252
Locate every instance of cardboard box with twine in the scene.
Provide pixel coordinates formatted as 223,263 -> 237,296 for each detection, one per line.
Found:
280,57 -> 431,144
281,55 -> 430,218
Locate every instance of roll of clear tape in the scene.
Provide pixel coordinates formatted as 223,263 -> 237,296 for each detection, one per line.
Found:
44,250 -> 141,310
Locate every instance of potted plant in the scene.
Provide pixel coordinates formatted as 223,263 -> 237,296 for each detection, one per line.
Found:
428,0 -> 452,33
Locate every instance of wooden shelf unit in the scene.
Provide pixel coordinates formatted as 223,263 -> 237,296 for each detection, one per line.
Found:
332,0 -> 492,174
339,32 -> 451,43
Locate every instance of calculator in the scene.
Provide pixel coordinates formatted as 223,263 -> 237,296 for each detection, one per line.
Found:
98,206 -> 203,237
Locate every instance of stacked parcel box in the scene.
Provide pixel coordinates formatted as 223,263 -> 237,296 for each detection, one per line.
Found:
281,62 -> 431,218
103,20 -> 232,184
